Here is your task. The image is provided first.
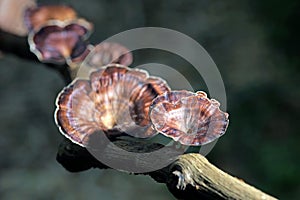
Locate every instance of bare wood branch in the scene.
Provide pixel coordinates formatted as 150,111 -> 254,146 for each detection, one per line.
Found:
165,154 -> 277,200
57,138 -> 278,200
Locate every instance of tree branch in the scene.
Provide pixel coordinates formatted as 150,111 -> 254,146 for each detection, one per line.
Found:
165,154 -> 277,200
57,138 -> 277,200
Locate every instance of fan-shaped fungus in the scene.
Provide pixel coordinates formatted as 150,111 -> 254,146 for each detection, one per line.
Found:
25,5 -> 77,31
55,64 -> 170,146
149,90 -> 229,146
28,19 -> 92,64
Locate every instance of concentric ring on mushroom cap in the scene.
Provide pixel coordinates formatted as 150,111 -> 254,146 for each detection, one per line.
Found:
149,90 -> 229,146
28,19 -> 93,64
55,64 -> 170,147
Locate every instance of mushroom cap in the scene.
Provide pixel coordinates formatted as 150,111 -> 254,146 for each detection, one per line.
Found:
55,64 -> 170,147
85,42 -> 133,67
28,19 -> 92,64
25,5 -> 77,31
149,90 -> 229,146
76,42 -> 133,78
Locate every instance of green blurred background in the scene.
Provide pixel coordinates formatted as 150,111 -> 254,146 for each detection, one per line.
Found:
0,0 -> 299,199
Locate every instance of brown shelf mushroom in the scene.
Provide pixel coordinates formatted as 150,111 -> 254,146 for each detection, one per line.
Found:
85,42 -> 133,67
25,5 -> 77,31
28,19 -> 93,64
149,90 -> 229,146
55,64 -> 170,147
75,42 -> 133,79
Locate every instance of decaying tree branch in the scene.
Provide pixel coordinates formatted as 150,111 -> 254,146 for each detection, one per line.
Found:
166,154 -> 277,200
57,138 -> 277,200
0,30 -> 72,83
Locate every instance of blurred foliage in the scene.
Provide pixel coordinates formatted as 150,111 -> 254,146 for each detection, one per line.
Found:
0,0 -> 299,199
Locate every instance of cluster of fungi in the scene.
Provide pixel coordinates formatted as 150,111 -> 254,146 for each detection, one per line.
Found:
0,2 -> 279,199
21,4 -> 132,78
20,4 -> 229,150
55,64 -> 229,148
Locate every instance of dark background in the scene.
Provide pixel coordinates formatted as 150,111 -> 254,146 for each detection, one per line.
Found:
0,0 -> 299,199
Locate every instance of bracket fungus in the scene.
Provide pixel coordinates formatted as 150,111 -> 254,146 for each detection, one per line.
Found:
28,19 -> 93,64
84,42 -> 133,67
74,42 -> 133,79
25,5 -> 77,31
149,90 -> 229,146
55,65 -> 229,148
55,64 -> 170,147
